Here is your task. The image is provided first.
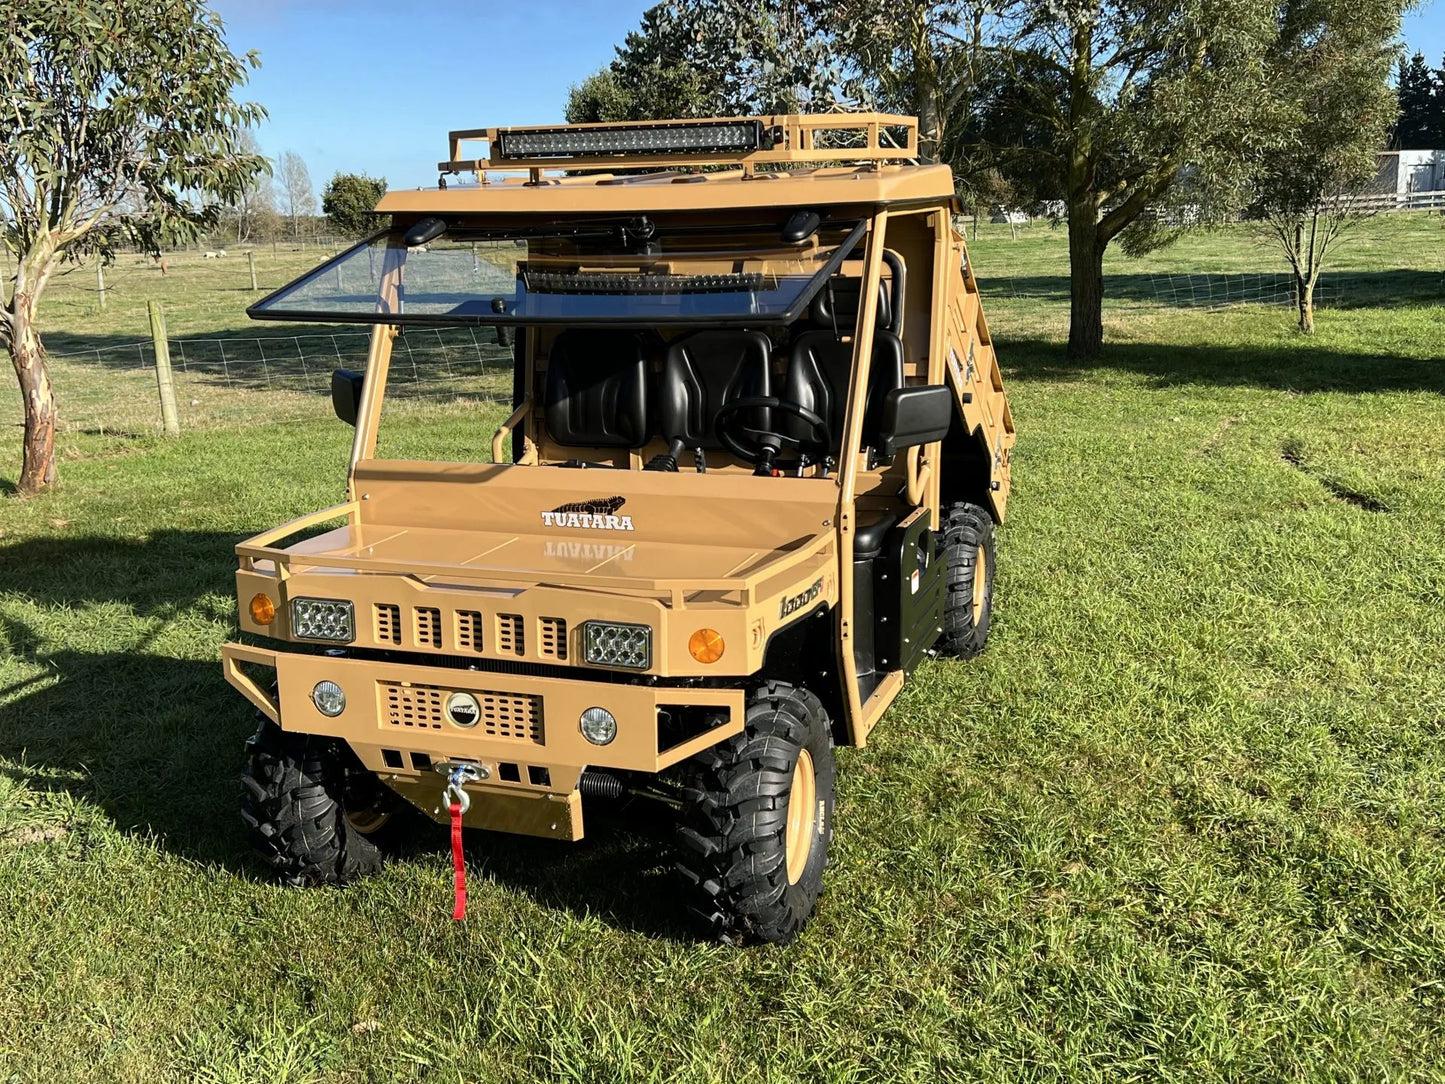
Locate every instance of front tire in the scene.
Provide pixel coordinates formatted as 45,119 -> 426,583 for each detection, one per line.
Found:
241,720 -> 389,886
674,681 -> 836,945
937,501 -> 996,659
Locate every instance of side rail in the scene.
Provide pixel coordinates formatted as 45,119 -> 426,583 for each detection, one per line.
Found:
236,503 -> 359,580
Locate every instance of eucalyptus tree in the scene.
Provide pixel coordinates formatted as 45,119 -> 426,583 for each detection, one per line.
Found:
0,0 -> 265,494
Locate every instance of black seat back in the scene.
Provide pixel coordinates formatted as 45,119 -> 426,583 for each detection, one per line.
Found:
657,330 -> 772,452
544,330 -> 650,448
784,276 -> 905,453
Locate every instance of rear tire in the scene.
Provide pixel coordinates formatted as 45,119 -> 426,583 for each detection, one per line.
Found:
937,501 -> 996,659
673,681 -> 835,945
241,720 -> 389,886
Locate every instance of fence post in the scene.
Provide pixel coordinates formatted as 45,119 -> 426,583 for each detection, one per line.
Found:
147,300 -> 181,437
97,263 -> 106,310
248,249 -> 259,292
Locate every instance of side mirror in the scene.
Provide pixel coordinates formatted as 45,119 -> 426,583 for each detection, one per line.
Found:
331,369 -> 365,426
877,385 -> 954,460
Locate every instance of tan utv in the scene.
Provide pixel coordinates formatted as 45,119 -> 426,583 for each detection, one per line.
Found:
223,114 -> 1014,944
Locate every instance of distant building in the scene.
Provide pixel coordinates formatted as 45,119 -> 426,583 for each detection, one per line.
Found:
1374,150 -> 1445,203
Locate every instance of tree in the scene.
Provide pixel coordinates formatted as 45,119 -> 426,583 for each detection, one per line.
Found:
321,172 -> 388,237
564,2 -> 842,123
1394,51 -> 1444,149
231,129 -> 279,244
0,0 -> 265,494
1252,0 -> 1403,332
277,151 -> 317,237
983,1 -> 1294,357
807,1 -> 991,163
565,70 -> 637,124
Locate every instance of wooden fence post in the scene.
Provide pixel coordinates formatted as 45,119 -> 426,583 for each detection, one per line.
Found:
248,250 -> 259,292
97,263 -> 106,310
147,300 -> 180,437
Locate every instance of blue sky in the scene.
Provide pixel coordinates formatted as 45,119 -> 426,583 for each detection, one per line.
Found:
215,0 -> 1445,197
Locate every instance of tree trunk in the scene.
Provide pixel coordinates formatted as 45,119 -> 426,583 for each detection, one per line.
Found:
1067,201 -> 1105,358
918,83 -> 942,163
1295,273 -> 1315,333
8,291 -> 58,494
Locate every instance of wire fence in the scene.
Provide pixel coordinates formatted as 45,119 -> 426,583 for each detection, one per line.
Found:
11,261 -> 1440,437
15,328 -> 514,436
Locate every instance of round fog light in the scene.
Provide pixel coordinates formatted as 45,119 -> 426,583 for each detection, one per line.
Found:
312,680 -> 346,717
579,706 -> 617,746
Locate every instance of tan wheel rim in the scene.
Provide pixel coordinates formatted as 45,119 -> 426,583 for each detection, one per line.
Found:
345,807 -> 390,835
784,749 -> 817,886
971,545 -> 989,627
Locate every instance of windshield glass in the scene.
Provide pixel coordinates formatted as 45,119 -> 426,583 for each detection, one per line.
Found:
249,218 -> 866,327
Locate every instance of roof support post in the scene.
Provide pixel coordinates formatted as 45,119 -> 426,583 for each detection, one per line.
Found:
835,209 -> 889,746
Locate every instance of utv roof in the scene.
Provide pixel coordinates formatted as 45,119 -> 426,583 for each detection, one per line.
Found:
376,113 -> 959,217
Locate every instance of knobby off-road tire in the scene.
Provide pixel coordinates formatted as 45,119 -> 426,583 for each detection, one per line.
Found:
241,720 -> 390,886
937,501 -> 996,659
674,681 -> 836,945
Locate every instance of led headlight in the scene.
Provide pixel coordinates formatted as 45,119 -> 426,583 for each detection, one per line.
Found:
581,621 -> 652,670
312,680 -> 346,717
579,706 -> 617,746
290,598 -> 355,642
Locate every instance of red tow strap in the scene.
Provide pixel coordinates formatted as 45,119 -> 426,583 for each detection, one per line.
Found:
449,801 -> 467,920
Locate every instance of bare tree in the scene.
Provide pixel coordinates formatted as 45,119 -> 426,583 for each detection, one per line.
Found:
278,151 -> 317,237
1250,0 -> 1401,333
233,129 -> 278,243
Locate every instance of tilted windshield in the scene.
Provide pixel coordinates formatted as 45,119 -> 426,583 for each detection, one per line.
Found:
248,218 -> 866,327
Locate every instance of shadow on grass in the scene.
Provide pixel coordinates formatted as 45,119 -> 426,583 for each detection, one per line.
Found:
997,334 -> 1445,395
0,529 -> 692,939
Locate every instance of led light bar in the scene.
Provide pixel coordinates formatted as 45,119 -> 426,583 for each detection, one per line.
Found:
496,121 -> 771,160
290,597 -> 355,642
523,271 -> 765,295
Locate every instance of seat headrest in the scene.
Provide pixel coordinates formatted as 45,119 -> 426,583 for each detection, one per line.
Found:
809,277 -> 892,334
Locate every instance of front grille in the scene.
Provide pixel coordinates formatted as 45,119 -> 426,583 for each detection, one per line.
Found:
538,617 -> 568,660
375,604 -> 401,645
379,682 -> 543,742
380,683 -> 444,729
456,610 -> 484,652
497,614 -> 525,656
414,606 -> 442,648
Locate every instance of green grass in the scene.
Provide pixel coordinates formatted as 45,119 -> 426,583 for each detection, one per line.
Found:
2,216 -> 1445,1082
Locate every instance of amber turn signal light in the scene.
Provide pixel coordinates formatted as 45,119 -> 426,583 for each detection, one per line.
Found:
688,628 -> 725,664
249,593 -> 277,625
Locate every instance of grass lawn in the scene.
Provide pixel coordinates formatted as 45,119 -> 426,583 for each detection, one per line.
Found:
1,215 -> 1444,1082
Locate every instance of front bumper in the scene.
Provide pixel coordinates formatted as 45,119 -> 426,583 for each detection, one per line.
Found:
222,643 -> 744,839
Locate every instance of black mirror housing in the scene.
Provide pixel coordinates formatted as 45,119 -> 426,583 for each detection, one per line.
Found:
877,384 -> 954,460
331,369 -> 365,426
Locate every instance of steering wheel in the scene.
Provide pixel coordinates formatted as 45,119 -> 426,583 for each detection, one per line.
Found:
713,396 -> 831,475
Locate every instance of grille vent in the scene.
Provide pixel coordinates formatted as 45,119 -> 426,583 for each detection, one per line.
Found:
379,682 -> 543,742
456,610 -> 484,652
374,604 -> 401,645
538,618 -> 568,660
497,614 -> 525,656
414,606 -> 442,648
381,684 -> 444,729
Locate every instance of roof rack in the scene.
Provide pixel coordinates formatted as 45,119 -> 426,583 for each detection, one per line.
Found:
438,114 -> 919,180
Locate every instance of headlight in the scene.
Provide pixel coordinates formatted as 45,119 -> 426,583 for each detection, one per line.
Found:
581,621 -> 652,670
579,706 -> 617,746
312,680 -> 346,717
290,598 -> 355,642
